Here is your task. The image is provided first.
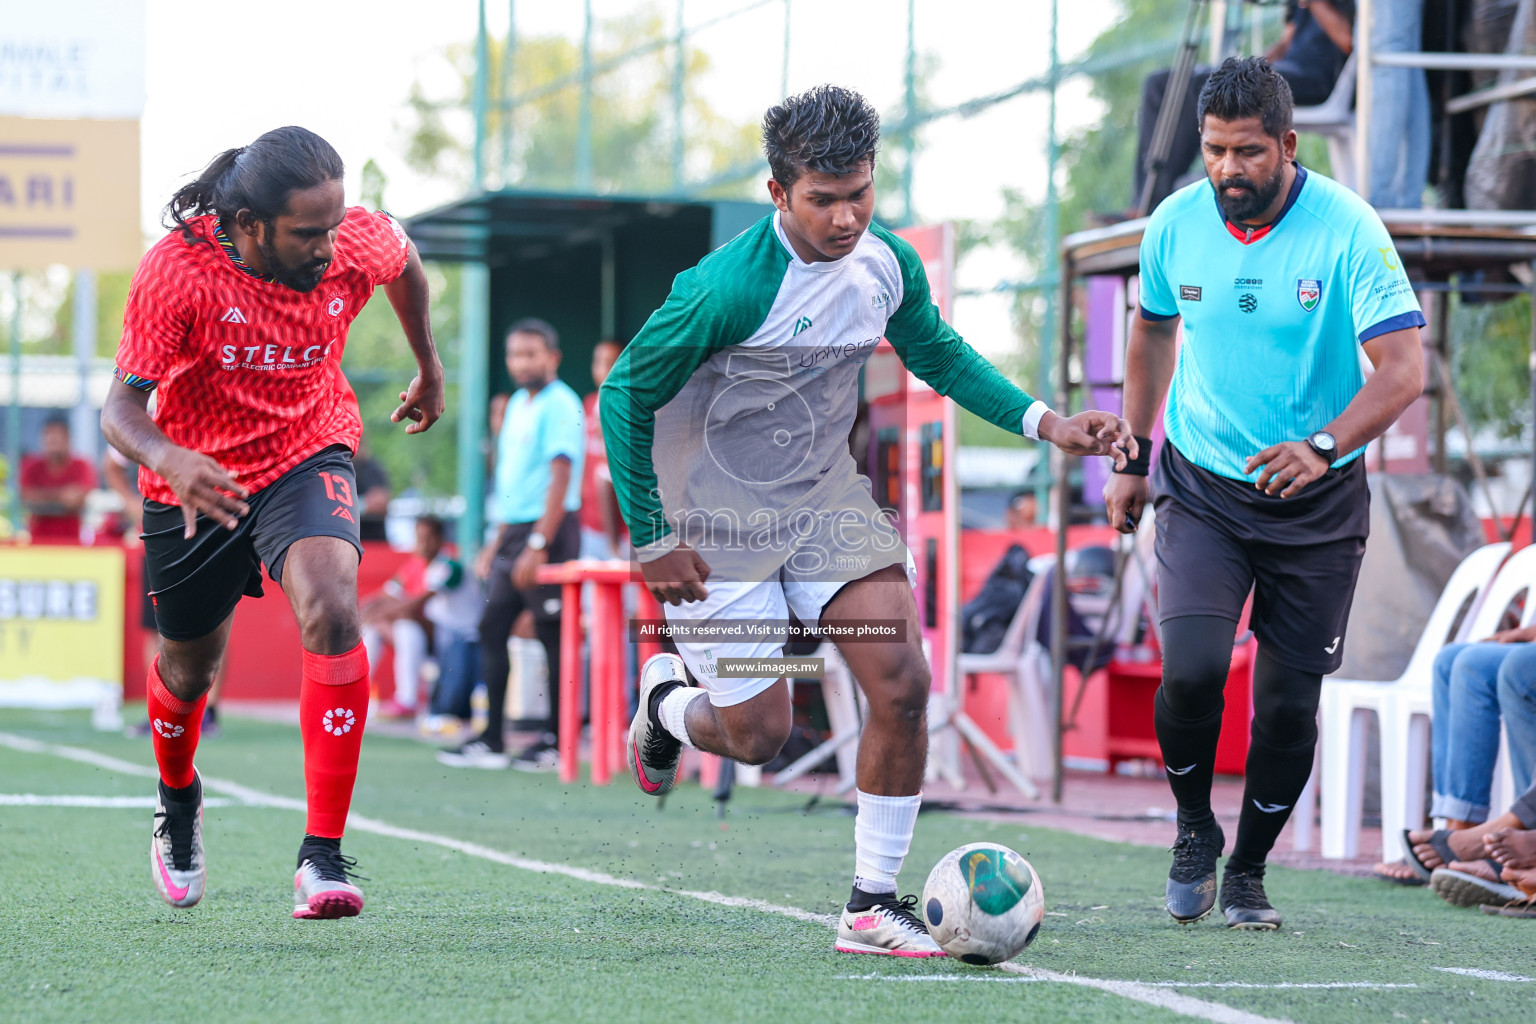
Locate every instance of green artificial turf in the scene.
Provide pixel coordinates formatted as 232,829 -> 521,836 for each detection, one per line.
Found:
0,708 -> 1532,1024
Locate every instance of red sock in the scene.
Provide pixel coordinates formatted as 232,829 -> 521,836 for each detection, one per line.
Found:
299,642 -> 370,839
147,658 -> 206,789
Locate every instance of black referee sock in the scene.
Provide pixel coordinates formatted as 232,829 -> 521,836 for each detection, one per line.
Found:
1155,616 -> 1238,835
1229,650 -> 1322,873
1227,732 -> 1315,873
1153,687 -> 1224,833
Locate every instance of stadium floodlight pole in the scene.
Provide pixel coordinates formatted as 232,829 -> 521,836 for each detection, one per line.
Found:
1038,0 -> 1060,522
672,0 -> 686,192
577,0 -> 594,191
6,273 -> 20,534
501,0 -> 516,185
1051,246 -> 1072,806
473,0 -> 488,193
781,0 -> 790,98
1046,0 -> 1067,805
459,0 -> 492,560
1355,0 -> 1373,203
70,269 -> 96,461
901,0 -> 916,226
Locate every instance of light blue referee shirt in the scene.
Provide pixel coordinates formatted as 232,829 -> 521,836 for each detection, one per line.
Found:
492,378 -> 585,524
1139,165 -> 1425,482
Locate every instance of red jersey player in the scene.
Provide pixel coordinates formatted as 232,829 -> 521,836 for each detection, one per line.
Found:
101,126 -> 445,920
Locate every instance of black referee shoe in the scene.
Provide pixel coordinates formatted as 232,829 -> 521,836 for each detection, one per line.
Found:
1220,866 -> 1282,930
1165,821 -> 1224,924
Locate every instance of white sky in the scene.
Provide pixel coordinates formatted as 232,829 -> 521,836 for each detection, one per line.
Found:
140,0 -> 1123,355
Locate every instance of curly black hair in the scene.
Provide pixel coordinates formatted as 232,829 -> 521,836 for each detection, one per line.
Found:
1197,56 -> 1294,140
762,84 -> 881,190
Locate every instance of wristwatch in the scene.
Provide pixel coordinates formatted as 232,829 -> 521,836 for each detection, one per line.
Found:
1306,431 -> 1338,465
526,531 -> 547,551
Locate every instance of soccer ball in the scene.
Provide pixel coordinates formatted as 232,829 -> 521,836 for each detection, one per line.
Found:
921,843 -> 1045,965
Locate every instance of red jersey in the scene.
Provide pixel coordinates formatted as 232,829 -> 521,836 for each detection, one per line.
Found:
113,208 -> 410,505
20,454 -> 97,540
578,390 -> 623,537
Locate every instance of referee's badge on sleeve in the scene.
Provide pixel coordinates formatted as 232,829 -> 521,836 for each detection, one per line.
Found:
1297,279 -> 1321,312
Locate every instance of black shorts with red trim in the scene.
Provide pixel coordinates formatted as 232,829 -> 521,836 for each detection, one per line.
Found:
141,445 -> 363,641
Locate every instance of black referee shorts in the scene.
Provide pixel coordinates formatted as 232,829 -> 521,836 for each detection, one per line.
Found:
1152,442 -> 1369,675
141,445 -> 364,642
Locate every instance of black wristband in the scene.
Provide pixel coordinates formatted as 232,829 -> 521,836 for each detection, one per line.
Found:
1112,435 -> 1154,477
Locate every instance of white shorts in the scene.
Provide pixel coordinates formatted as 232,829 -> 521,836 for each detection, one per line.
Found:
665,553 -> 916,707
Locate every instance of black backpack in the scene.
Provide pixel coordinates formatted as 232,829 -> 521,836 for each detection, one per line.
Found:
960,544 -> 1035,654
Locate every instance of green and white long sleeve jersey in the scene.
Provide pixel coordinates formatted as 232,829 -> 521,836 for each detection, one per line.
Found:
600,213 -> 1041,559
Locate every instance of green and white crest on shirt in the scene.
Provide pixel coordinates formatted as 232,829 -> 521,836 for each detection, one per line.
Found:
790,315 -> 814,337
1297,278 -> 1321,312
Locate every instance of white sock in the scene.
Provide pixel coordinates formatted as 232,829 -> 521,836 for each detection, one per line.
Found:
853,790 -> 921,893
658,686 -> 702,750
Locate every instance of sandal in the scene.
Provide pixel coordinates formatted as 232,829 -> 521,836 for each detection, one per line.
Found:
1479,902 -> 1536,919
1403,828 -> 1457,883
1372,860 -> 1428,887
1430,864 -> 1527,908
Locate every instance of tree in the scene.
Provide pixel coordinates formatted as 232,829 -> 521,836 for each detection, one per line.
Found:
985,0 -> 1325,408
402,6 -> 759,196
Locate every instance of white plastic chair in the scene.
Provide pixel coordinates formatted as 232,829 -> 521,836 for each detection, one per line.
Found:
1292,51 -> 1359,189
958,561 -> 1056,781
959,515 -> 1160,786
1315,541 -> 1511,859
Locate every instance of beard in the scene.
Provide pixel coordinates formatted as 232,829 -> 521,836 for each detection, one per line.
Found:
1212,163 -> 1286,223
513,369 -> 552,390
257,236 -> 330,293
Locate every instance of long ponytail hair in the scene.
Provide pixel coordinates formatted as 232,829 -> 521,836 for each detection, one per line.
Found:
164,126 -> 345,245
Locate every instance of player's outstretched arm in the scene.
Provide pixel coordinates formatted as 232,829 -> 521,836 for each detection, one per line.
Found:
1040,410 -> 1135,464
1104,314 -> 1179,533
384,242 -> 445,435
100,379 -> 250,540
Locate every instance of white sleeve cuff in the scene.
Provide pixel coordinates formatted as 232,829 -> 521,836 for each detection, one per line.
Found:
635,532 -> 680,563
1021,401 -> 1051,441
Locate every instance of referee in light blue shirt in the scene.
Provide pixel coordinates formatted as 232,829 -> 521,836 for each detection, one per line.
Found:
438,317 -> 585,771
1104,58 -> 1425,930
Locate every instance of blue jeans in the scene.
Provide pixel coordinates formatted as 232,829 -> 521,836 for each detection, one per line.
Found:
1368,0 -> 1431,208
430,634 -> 481,720
1430,642 -> 1536,821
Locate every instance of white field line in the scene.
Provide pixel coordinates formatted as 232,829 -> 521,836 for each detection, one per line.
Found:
0,794 -> 234,808
0,730 -> 1477,1024
1432,968 -> 1534,983
0,732 -> 831,929
1000,966 -> 1295,1024
836,976 -> 1418,990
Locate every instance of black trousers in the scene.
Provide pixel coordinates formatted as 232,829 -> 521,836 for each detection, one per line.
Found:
477,513 -> 580,744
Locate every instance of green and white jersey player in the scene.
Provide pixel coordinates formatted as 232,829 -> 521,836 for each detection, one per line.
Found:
601,85 -> 1133,957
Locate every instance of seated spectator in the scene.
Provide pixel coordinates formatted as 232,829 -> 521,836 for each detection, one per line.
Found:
363,516 -> 484,722
579,339 -> 626,562
1134,1 -> 1355,212
1005,490 -> 1039,531
1367,0 -> 1430,209
1429,625 -> 1536,822
361,518 -> 441,718
1413,776 -> 1536,912
419,522 -> 487,734
352,438 -> 392,543
1375,622 -> 1536,883
20,414 -> 96,542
